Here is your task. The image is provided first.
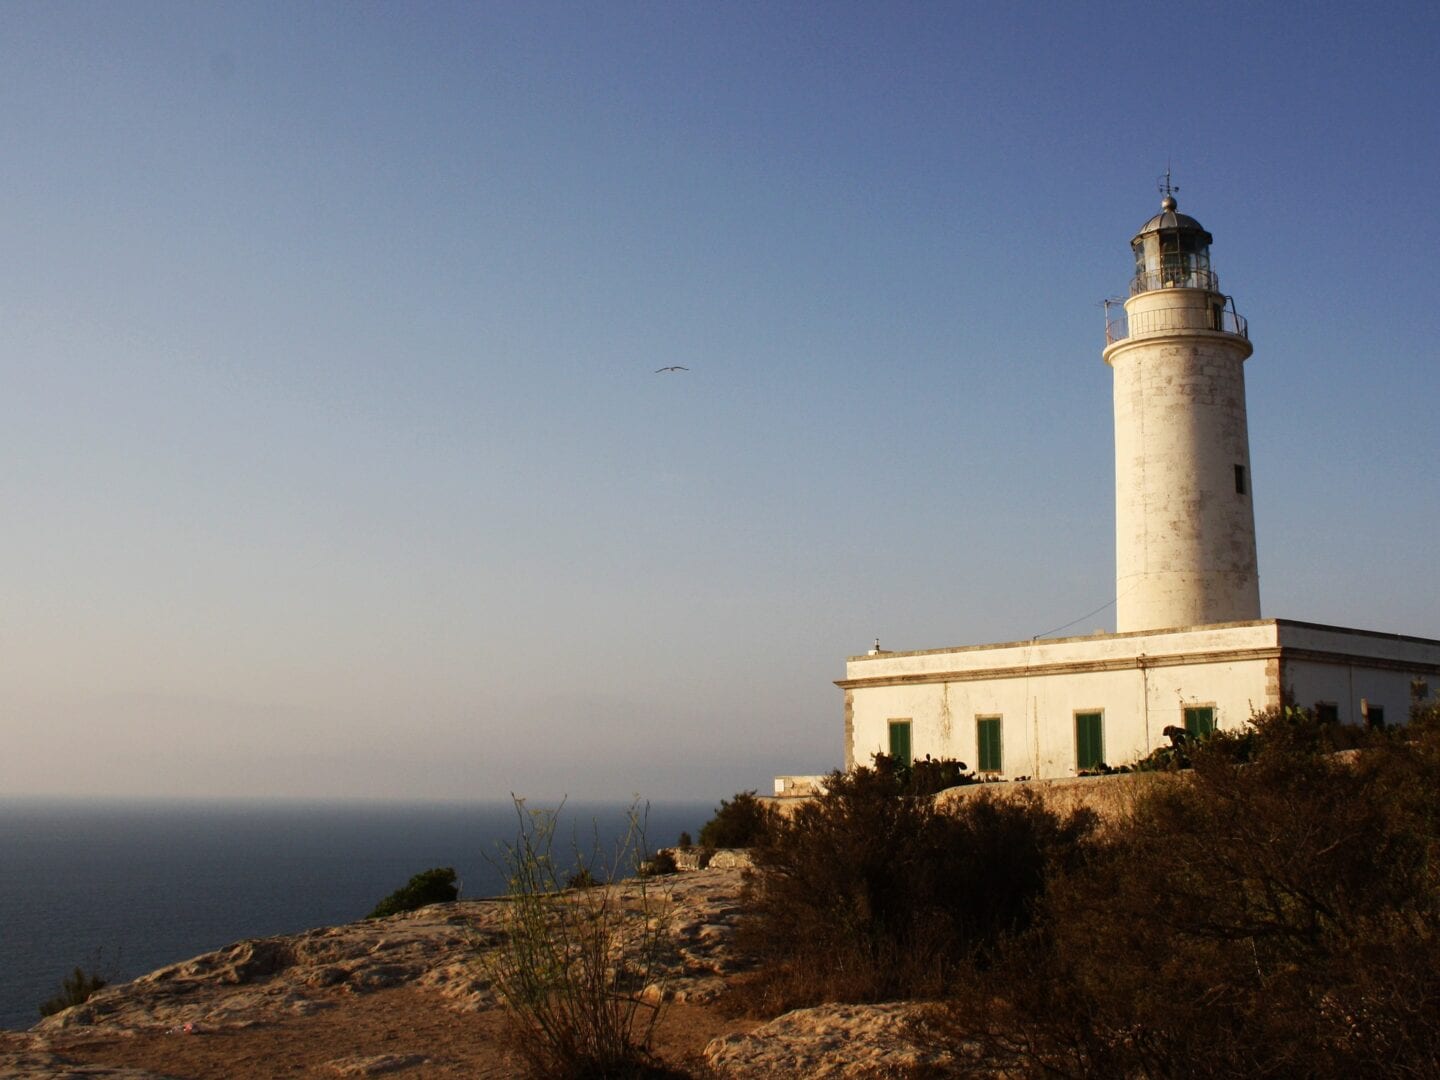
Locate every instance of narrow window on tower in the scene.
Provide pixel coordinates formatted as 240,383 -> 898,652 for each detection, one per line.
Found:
1234,464 -> 1248,495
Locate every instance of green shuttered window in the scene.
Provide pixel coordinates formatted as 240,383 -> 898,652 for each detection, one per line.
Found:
1075,711 -> 1104,771
1183,706 -> 1215,737
888,719 -> 912,767
977,716 -> 1003,773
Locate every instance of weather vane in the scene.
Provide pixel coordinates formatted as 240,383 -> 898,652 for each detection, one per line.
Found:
1157,165 -> 1179,199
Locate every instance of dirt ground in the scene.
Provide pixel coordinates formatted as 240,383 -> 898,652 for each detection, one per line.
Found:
33,990 -> 756,1079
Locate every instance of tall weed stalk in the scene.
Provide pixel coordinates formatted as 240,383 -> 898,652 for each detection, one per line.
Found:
487,798 -> 676,1079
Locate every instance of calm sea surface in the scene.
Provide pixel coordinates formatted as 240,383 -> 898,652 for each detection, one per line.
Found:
0,797 -> 712,1030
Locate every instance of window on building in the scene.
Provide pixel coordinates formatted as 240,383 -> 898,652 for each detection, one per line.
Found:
1075,711 -> 1104,771
1183,705 -> 1216,738
1365,704 -> 1386,730
887,719 -> 912,767
977,716 -> 1003,774
1316,702 -> 1340,725
1235,464 -> 1247,495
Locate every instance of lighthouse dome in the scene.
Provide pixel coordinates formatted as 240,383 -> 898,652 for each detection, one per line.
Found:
1132,195 -> 1213,247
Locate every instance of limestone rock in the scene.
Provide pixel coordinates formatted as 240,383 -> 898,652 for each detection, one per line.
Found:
25,868 -> 751,1036
324,1053 -> 431,1075
704,1002 -> 955,1078
668,847 -> 755,871
0,1045 -> 181,1079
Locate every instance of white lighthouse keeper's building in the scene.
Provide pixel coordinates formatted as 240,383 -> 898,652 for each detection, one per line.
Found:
834,194 -> 1440,781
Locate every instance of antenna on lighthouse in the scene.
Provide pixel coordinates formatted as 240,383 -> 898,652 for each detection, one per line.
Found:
1157,166 -> 1179,206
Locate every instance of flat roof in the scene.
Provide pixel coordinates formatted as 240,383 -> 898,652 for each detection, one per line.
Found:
846,617 -> 1440,663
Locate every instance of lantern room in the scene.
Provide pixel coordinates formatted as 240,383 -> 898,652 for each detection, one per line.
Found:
1130,194 -> 1216,294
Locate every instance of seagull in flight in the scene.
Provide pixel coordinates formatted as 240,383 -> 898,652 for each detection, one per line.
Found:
655,365 -> 689,373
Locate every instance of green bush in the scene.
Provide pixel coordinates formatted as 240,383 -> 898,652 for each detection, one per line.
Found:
871,751 -> 978,795
39,967 -> 108,1018
367,867 -> 458,919
697,791 -> 776,849
733,765 -> 1097,1013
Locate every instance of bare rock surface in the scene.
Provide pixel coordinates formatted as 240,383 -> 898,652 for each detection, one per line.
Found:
704,1002 -> 954,1078
4,866 -> 977,1078
0,1034 -> 182,1079
323,1053 -> 431,1075
21,868 -> 750,1039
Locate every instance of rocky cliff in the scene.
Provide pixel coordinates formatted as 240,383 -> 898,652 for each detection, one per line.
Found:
0,865 -> 945,1079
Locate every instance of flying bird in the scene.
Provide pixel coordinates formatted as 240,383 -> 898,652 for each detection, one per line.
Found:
655,365 -> 689,373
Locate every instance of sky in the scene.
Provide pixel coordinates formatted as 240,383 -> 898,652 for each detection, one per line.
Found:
2,1 -> 1437,803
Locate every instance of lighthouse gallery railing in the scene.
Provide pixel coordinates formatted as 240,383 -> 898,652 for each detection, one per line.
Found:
1105,299 -> 1248,346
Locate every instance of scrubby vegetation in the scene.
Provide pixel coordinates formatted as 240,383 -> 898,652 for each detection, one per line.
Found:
871,752 -> 978,795
367,867 -> 459,918
731,763 -> 1097,1013
487,799 -> 681,1079
930,703 -> 1440,1077
730,700 -> 1440,1078
564,866 -> 600,889
38,966 -> 108,1018
697,791 -> 776,850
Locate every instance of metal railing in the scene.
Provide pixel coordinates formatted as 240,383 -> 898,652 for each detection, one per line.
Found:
1105,298 -> 1248,345
1129,266 -> 1220,295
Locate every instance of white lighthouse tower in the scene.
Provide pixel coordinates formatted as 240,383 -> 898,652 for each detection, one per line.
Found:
1103,188 -> 1260,633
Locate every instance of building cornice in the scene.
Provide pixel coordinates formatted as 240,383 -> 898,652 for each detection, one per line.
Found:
1280,648 -> 1440,677
836,646 -> 1284,690
844,618 -> 1440,666
836,637 -> 1440,691
844,619 -> 1278,663
1274,619 -> 1440,649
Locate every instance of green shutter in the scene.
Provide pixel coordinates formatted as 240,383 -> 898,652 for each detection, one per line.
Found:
1076,712 -> 1104,771
1183,706 -> 1215,737
977,717 -> 1002,773
888,720 -> 912,767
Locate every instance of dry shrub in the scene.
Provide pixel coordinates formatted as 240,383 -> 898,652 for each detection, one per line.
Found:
38,966 -> 108,1018
731,765 -> 1097,1015
933,724 -> 1440,1078
487,800 -> 685,1079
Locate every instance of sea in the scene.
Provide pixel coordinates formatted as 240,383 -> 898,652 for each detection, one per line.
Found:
0,796 -> 713,1031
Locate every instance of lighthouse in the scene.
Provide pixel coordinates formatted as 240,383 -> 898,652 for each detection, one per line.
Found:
822,185 -> 1440,788
1103,190 -> 1260,633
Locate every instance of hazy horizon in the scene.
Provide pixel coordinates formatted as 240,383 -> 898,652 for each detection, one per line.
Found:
3,2 -> 1437,802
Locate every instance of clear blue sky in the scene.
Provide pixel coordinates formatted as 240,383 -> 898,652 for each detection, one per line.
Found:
2,2 -> 1436,801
